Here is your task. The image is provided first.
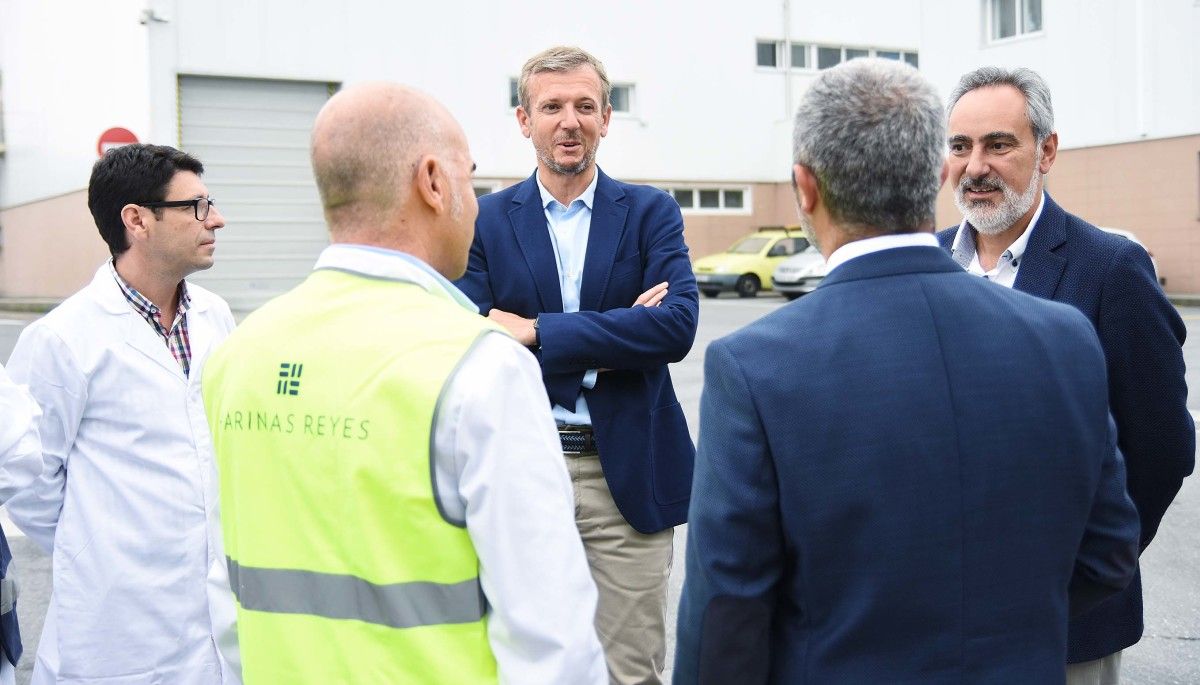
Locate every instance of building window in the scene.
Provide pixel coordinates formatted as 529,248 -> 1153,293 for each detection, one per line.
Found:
990,0 -> 1042,41
817,46 -> 842,70
509,78 -> 520,109
756,40 -> 782,68
765,42 -> 918,72
790,43 -> 809,69
610,83 -> 634,114
876,50 -> 920,67
665,186 -> 752,214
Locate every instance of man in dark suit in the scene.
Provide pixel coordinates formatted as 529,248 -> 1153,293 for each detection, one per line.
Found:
674,58 -> 1141,684
939,66 -> 1194,684
454,46 -> 698,685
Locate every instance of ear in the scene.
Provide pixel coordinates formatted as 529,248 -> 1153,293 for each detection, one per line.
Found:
516,106 -> 533,139
792,164 -> 819,214
939,159 -> 949,187
599,104 -> 612,138
413,154 -> 447,215
1038,131 -> 1058,174
121,203 -> 150,245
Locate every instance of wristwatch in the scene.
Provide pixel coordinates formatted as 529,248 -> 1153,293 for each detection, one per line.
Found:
533,315 -> 541,348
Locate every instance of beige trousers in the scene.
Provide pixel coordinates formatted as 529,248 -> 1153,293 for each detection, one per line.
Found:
1066,651 -> 1122,685
566,454 -> 674,685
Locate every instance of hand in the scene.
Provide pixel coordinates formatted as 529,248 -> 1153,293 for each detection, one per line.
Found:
634,281 -> 669,307
487,309 -> 537,347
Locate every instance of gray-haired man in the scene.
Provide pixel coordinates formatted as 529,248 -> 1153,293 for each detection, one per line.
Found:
676,57 -> 1139,684
938,66 -> 1193,685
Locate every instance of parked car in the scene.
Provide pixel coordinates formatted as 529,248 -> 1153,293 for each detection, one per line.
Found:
1099,227 -> 1164,286
693,227 -> 808,297
772,246 -> 828,300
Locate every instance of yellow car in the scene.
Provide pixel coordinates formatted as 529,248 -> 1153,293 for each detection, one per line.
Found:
693,227 -> 809,298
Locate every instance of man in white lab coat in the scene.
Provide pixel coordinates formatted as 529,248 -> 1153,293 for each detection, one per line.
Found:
0,363 -> 43,684
5,144 -> 240,683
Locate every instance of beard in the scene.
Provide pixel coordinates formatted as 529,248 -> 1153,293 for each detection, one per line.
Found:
536,132 -> 599,176
797,208 -> 821,254
792,187 -> 822,253
954,152 -> 1042,236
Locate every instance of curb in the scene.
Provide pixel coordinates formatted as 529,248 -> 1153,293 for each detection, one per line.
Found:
0,299 -> 60,314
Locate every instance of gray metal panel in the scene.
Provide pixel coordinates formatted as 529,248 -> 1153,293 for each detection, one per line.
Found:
179,76 -> 332,311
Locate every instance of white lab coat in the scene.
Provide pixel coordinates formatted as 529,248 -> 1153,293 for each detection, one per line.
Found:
5,265 -> 241,684
0,362 -> 44,685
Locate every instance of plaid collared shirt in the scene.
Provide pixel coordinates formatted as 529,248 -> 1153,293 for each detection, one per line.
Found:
109,261 -> 193,377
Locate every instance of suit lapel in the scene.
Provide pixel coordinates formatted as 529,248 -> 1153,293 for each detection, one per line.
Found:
1012,194 -> 1068,300
579,170 -> 628,312
508,174 -> 564,313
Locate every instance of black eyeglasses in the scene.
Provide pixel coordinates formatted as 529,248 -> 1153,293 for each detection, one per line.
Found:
138,196 -> 216,221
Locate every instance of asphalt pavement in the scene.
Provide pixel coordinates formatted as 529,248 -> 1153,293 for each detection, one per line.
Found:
2,299 -> 1199,683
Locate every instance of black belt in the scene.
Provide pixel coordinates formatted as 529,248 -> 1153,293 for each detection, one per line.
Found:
558,425 -> 598,456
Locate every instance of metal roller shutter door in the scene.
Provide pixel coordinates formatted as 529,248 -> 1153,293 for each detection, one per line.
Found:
179,76 -> 333,311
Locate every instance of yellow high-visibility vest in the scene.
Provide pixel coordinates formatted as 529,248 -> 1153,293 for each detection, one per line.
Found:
204,267 -> 503,684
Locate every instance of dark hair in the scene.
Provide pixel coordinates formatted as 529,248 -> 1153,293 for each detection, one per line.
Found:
87,144 -> 204,256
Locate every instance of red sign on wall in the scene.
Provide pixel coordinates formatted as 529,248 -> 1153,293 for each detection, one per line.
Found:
96,127 -> 139,157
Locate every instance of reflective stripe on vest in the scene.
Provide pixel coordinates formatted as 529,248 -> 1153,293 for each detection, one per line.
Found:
227,557 -> 485,629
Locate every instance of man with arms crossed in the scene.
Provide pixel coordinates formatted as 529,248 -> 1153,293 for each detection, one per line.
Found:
455,46 -> 698,684
675,58 -> 1141,684
6,144 -> 239,683
939,66 -> 1194,684
203,82 -> 606,684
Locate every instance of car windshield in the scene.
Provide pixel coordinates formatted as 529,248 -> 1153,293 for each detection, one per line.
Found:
728,237 -> 769,254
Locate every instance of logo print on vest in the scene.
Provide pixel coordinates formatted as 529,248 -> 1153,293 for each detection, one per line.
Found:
277,362 -> 303,396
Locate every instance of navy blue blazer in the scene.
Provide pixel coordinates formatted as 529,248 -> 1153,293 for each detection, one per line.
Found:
454,169 -> 699,534
674,246 -> 1141,684
938,195 -> 1195,662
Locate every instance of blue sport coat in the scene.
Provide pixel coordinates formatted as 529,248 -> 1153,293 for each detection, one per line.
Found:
938,195 -> 1195,662
674,245 -> 1141,684
455,169 -> 699,533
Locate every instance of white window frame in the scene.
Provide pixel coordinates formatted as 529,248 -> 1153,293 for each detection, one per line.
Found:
609,82 -> 636,116
661,185 -> 752,215
763,42 -> 919,73
789,43 -> 811,70
755,40 -> 784,70
986,0 -> 1044,44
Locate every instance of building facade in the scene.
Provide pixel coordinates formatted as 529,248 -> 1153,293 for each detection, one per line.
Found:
0,0 -> 1196,307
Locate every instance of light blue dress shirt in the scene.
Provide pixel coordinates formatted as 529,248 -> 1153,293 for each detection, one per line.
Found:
536,171 -> 600,426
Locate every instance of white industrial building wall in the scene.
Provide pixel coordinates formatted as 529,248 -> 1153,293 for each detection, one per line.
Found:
0,0 -> 151,207
153,0 -> 922,186
918,0 -> 1200,150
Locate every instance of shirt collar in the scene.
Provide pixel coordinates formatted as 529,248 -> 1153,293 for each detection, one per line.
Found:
826,232 -> 941,274
951,191 -> 1045,268
312,244 -> 479,314
535,168 -> 599,211
108,259 -> 190,318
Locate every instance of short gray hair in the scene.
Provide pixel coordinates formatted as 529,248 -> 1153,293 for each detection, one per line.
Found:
947,66 -> 1055,142
792,58 -> 945,235
518,46 -> 611,112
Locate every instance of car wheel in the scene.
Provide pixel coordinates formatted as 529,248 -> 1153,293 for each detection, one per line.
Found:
782,293 -> 801,301
701,289 -> 720,299
735,275 -> 760,298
